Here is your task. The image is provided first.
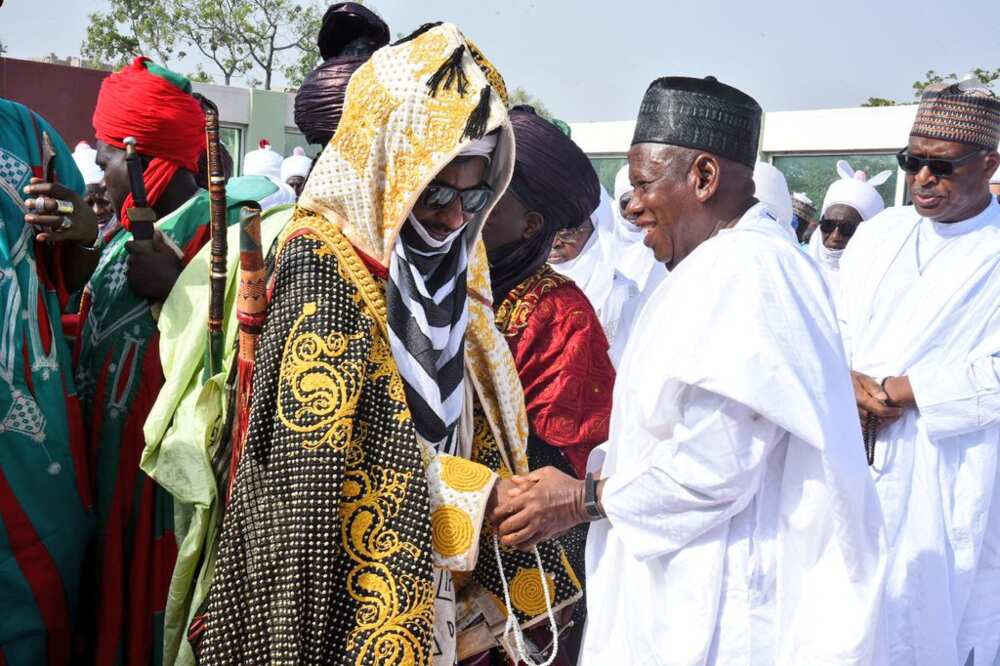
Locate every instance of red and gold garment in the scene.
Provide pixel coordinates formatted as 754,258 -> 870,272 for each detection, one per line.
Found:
495,265 -> 614,478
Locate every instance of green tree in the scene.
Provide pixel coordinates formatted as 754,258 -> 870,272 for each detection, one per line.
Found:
226,0 -> 323,90
82,0 -> 179,69
82,0 -> 325,89
0,37 -> 7,57
861,97 -> 897,107
912,68 -> 999,98
169,0 -> 251,86
508,87 -> 551,119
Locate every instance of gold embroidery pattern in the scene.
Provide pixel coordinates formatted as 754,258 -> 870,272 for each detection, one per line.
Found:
278,302 -> 367,450
509,567 -> 556,618
341,466 -> 434,664
495,266 -> 572,337
430,505 -> 475,557
439,456 -> 492,493
560,547 -> 583,592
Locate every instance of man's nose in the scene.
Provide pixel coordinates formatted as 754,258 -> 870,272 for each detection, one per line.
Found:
438,197 -> 467,230
914,165 -> 938,188
626,192 -> 646,224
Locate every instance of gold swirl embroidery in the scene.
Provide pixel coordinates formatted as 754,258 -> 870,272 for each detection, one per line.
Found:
277,302 -> 367,450
495,265 -> 571,337
430,505 -> 474,557
559,546 -> 582,592
509,567 -> 556,618
439,456 -> 492,493
341,466 -> 434,665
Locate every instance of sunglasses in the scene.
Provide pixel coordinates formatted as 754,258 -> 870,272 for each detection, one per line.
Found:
819,219 -> 859,237
896,148 -> 986,177
419,183 -> 493,214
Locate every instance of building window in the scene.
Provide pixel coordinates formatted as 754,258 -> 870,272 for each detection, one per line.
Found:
771,153 -> 898,211
590,157 -> 628,195
220,125 -> 243,175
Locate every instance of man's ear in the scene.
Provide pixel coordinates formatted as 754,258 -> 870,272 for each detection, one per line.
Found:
692,153 -> 721,203
523,211 -> 544,240
984,151 -> 1000,180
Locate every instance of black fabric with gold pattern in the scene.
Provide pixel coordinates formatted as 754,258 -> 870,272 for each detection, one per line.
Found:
469,415 -> 584,627
199,233 -> 436,665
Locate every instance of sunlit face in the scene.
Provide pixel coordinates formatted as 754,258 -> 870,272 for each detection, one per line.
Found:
819,203 -> 863,251
95,141 -> 130,217
84,182 -> 114,229
906,135 -> 998,222
286,175 -> 306,197
547,219 -> 593,263
410,156 -> 489,242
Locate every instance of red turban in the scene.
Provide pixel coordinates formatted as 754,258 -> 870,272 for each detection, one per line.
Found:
93,57 -> 205,230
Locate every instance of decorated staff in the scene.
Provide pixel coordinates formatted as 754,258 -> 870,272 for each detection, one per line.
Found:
194,93 -> 229,379
227,205 -> 265,503
123,136 -> 157,242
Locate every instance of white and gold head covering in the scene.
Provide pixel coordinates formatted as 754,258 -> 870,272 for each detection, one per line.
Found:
296,22 -> 528,472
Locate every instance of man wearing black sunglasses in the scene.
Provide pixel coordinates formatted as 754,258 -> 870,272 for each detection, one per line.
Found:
808,160 -> 890,293
838,77 -> 1000,665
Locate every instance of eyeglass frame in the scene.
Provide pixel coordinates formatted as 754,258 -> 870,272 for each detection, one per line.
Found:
896,147 -> 987,177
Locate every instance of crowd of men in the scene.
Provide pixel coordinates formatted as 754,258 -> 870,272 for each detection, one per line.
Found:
1,3 -> 999,665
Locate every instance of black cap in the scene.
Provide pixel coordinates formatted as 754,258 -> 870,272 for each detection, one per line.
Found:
317,2 -> 390,60
632,76 -> 762,168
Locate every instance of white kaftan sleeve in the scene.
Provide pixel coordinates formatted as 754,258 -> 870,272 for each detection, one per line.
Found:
422,444 -> 497,572
909,352 -> 1000,440
600,385 -> 783,562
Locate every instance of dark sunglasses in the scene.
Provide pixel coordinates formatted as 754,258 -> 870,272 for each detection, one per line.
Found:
896,148 -> 986,177
819,219 -> 859,237
419,183 -> 493,214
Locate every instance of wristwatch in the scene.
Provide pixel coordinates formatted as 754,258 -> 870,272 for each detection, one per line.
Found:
584,472 -> 606,521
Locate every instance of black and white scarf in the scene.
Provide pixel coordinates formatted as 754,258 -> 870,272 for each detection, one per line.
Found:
386,214 -> 470,454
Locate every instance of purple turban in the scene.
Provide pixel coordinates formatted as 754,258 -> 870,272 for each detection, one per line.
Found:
294,3 -> 390,145
508,106 -> 600,232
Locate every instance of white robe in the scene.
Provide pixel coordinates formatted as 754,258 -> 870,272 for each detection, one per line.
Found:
552,188 -> 637,359
581,203 -> 887,666
838,198 -> 1000,666
808,230 -> 845,297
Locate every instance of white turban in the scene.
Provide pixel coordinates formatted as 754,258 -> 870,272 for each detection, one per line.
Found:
243,140 -> 283,180
458,133 -> 497,161
753,162 -> 793,228
280,146 -> 313,183
72,141 -> 104,186
821,160 -> 892,220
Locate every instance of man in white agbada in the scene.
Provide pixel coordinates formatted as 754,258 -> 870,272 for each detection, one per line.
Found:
242,138 -> 297,204
608,163 -> 668,364
549,185 -> 638,358
493,75 -> 887,666
809,160 -> 890,294
752,161 -> 797,239
839,78 -> 1000,666
279,145 -> 313,198
72,140 -> 115,232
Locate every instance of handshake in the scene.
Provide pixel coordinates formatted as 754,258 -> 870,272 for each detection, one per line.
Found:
486,466 -> 598,550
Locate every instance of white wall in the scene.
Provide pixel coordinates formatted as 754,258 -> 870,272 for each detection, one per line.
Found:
569,105 -> 919,157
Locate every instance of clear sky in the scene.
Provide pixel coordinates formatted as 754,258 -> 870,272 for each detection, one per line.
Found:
1,0 -> 997,121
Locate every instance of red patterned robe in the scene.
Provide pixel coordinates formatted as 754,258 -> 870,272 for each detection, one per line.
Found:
494,265 -> 615,478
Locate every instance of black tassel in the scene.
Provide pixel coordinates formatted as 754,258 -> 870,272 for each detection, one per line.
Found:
462,87 -> 492,141
392,21 -> 443,46
426,45 -> 469,98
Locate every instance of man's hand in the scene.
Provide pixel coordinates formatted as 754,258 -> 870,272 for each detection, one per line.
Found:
23,178 -> 98,245
491,466 -> 587,551
852,370 -> 903,431
125,231 -> 182,301
486,477 -> 518,517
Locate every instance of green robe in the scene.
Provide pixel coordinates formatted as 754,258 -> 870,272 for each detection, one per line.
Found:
0,98 -> 92,665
